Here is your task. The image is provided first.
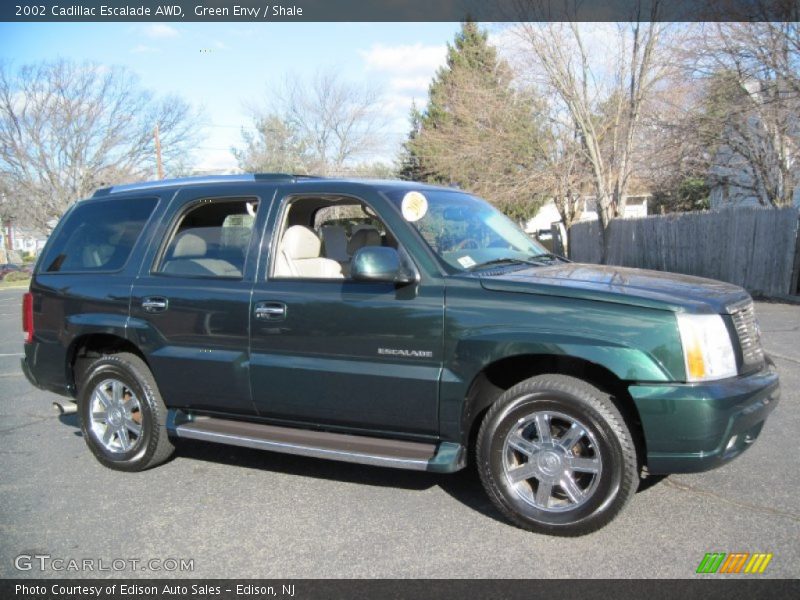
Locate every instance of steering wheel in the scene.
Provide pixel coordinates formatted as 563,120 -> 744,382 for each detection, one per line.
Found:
451,238 -> 480,251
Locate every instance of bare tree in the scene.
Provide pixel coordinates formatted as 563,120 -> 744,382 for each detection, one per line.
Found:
514,11 -> 669,260
628,67 -> 714,213
542,118 -> 590,254
238,70 -> 387,176
232,114 -> 310,174
0,59 -> 201,228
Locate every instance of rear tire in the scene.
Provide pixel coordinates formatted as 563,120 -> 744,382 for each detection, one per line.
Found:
476,374 -> 637,536
78,352 -> 174,471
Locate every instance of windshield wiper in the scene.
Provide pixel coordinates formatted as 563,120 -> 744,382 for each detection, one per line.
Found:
467,253 -> 566,272
467,257 -> 543,271
531,252 -> 565,262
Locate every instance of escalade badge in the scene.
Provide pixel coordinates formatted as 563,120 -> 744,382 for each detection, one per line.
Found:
378,348 -> 433,358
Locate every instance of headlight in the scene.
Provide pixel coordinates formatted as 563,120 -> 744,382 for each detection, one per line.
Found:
676,313 -> 737,382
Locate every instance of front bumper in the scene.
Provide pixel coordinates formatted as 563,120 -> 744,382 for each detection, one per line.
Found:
629,358 -> 780,474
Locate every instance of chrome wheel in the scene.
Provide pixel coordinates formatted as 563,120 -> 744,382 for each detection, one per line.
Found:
502,410 -> 602,512
89,378 -> 143,454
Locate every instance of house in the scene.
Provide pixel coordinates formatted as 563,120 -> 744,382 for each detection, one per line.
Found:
709,155 -> 800,209
12,226 -> 48,254
1,221 -> 47,262
525,194 -> 650,235
708,79 -> 800,209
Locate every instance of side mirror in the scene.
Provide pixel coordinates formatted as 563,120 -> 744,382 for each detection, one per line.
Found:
350,246 -> 414,284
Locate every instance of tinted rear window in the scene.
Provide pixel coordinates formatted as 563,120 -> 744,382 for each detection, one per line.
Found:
42,198 -> 158,273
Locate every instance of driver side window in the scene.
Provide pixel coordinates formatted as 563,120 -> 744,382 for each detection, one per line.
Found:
270,197 -> 398,280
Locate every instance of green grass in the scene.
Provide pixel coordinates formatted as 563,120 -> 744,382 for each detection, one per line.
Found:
0,279 -> 30,289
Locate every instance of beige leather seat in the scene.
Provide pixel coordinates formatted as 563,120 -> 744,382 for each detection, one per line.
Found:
347,227 -> 382,258
275,225 -> 343,279
162,232 -> 242,278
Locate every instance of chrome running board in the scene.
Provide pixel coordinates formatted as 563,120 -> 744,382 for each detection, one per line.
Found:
166,410 -> 465,473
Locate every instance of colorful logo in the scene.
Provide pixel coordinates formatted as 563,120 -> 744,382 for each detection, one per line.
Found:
696,552 -> 773,574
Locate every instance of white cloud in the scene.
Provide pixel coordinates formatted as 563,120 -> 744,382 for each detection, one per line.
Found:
379,93 -> 419,123
193,148 -> 239,173
143,23 -> 179,39
131,44 -> 160,54
500,23 -> 630,95
360,42 -> 446,119
358,42 -> 448,158
361,43 -> 446,76
388,76 -> 431,93
488,26 -> 526,61
88,64 -> 111,75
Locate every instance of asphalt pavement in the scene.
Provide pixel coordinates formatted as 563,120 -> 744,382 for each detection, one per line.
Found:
0,287 -> 798,579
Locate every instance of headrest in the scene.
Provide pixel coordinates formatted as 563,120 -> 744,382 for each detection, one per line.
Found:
221,226 -> 252,250
320,225 -> 349,261
172,233 -> 207,258
281,225 -> 321,260
347,227 -> 381,255
321,225 -> 347,243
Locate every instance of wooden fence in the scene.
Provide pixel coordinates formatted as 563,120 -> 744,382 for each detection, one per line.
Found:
568,206 -> 800,297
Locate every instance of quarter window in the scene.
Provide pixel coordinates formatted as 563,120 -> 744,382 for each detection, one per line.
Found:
42,197 -> 158,273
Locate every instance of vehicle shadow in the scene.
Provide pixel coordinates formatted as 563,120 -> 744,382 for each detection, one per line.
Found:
637,473 -> 668,494
57,415 -> 540,527
58,412 -> 81,432
174,439 -> 508,525
60,410 -> 659,525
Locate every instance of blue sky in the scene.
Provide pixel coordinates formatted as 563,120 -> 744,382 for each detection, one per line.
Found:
0,22 -> 460,171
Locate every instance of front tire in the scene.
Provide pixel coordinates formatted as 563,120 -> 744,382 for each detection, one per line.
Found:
78,352 -> 174,471
476,374 -> 637,536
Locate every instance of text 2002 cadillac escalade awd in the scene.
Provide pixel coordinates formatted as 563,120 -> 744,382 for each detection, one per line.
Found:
21,174 -> 780,535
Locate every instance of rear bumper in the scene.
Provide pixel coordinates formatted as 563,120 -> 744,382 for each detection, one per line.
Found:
20,354 -> 39,388
21,341 -> 73,398
629,358 -> 780,474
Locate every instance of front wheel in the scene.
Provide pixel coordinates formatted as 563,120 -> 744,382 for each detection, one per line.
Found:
476,374 -> 638,536
78,352 -> 174,471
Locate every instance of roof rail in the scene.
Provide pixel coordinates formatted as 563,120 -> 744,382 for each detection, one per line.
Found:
92,173 -> 322,197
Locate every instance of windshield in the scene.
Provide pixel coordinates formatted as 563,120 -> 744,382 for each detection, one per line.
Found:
385,189 -> 550,272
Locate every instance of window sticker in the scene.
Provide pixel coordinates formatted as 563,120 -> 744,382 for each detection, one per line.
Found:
457,255 -> 477,268
401,191 -> 428,222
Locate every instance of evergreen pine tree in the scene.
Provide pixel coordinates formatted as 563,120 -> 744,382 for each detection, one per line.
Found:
397,101 -> 423,181
424,21 -> 512,128
402,21 -> 547,220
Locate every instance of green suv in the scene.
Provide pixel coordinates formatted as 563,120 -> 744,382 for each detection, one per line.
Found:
21,174 -> 780,535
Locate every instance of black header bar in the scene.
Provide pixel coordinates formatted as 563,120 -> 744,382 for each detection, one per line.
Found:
2,0 -> 799,22
3,579 -> 800,600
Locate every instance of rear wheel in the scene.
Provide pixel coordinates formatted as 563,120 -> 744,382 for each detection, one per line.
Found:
476,374 -> 637,536
78,352 -> 174,471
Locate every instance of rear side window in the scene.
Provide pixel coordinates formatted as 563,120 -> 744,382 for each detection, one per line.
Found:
157,198 -> 258,279
42,198 -> 158,273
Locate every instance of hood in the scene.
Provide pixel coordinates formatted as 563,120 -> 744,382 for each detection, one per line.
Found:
477,262 -> 750,314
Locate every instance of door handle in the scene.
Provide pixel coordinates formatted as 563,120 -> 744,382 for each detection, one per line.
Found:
254,302 -> 286,320
142,297 -> 168,313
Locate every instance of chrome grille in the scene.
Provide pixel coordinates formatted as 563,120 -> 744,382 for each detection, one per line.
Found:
728,300 -> 764,368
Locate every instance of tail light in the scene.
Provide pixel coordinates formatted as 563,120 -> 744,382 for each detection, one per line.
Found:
22,292 -> 33,344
